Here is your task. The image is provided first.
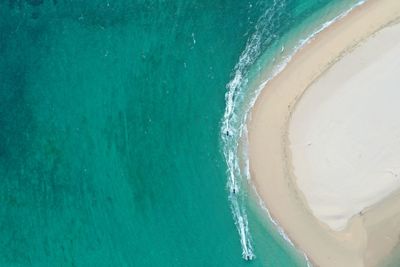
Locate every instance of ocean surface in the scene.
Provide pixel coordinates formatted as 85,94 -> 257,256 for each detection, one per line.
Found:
0,1 -> 365,266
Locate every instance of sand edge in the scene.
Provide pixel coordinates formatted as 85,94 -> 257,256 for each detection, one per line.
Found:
248,0 -> 400,266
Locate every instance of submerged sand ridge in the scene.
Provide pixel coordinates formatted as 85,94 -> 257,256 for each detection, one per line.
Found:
248,0 -> 400,266
289,23 -> 400,231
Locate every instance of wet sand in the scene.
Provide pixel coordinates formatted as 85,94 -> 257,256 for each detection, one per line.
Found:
248,0 -> 400,266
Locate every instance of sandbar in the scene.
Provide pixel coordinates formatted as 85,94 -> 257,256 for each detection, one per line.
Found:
248,0 -> 400,266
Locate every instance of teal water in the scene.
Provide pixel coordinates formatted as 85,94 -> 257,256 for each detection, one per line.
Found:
0,1 -> 364,266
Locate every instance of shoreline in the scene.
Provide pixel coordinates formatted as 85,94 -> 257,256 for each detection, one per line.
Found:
247,0 -> 400,266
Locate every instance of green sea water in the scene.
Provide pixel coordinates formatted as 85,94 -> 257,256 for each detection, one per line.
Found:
0,1 -> 367,266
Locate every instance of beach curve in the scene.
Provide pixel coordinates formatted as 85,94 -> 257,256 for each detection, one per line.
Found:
248,0 -> 400,266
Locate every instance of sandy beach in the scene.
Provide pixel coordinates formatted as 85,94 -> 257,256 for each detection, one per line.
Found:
290,22 -> 400,232
248,0 -> 400,266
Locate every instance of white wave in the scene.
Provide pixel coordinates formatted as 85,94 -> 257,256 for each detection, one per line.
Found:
221,0 -> 367,264
221,0 -> 285,260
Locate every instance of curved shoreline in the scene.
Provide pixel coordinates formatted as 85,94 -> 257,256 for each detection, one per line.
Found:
248,0 -> 400,266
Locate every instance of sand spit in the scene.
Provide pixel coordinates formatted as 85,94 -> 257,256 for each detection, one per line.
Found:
248,0 -> 400,266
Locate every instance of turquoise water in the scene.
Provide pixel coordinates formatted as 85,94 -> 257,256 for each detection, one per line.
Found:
0,1 -> 363,266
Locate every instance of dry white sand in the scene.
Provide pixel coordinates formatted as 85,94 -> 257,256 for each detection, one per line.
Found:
247,0 -> 400,266
289,23 -> 400,231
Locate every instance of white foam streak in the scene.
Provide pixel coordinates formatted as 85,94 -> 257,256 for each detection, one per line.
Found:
221,0 -> 366,264
221,1 -> 284,260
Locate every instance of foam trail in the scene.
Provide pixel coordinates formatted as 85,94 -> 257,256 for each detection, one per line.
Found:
221,0 -> 366,264
221,0 -> 285,260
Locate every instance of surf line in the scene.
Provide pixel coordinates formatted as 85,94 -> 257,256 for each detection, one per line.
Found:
221,0 -> 285,260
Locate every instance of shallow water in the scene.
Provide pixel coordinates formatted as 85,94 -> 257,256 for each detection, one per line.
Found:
0,1 -> 365,266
